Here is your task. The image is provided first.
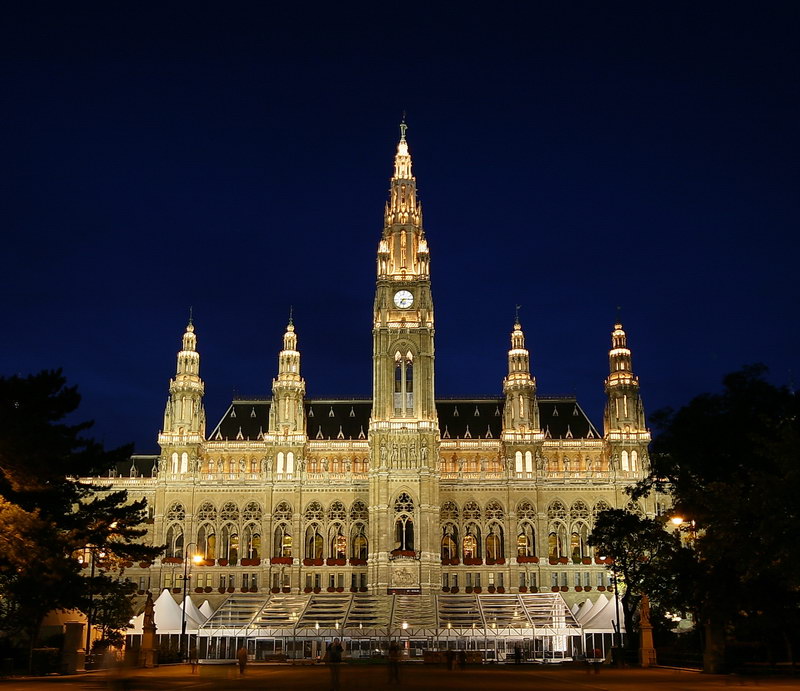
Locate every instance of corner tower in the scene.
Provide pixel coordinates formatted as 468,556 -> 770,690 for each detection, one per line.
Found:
369,122 -> 440,594
159,319 -> 206,476
604,322 -> 650,474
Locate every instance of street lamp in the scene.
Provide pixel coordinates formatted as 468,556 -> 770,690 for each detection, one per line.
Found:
179,543 -> 203,660
82,548 -> 107,659
599,555 -> 623,656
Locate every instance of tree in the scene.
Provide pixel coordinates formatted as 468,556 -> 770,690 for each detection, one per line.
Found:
0,370 -> 162,670
588,508 -> 693,649
634,365 -> 800,672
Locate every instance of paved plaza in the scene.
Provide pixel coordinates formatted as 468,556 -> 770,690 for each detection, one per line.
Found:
2,663 -> 799,691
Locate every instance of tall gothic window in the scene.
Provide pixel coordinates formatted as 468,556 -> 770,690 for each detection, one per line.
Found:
441,524 -> 458,561
393,493 -> 414,551
393,351 -> 414,416
351,524 -> 368,560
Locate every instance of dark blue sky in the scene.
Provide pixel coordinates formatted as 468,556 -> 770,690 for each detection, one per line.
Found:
2,2 -> 798,452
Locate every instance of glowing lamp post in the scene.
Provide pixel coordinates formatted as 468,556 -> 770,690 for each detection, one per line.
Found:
180,546 -> 203,660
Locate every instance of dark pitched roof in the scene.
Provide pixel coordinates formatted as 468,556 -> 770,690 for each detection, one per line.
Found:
209,397 -> 600,442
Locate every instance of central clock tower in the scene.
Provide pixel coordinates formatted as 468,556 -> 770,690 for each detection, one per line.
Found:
369,123 -> 441,593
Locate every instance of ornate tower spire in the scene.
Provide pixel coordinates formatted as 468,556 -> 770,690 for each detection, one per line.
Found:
377,120 -> 428,280
502,320 -> 539,434
159,320 -> 206,476
269,320 -> 306,435
604,322 -> 647,434
162,320 -> 205,437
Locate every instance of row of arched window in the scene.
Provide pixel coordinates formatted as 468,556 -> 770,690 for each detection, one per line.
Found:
164,499 -> 371,563
438,498 -> 643,562
163,496 -> 643,564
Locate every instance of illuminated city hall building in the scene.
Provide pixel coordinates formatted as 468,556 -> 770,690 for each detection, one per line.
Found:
101,125 -> 654,659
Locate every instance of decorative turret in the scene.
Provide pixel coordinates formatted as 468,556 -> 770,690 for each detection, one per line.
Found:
159,319 -> 206,476
502,320 -> 539,433
162,320 -> 205,438
269,318 -> 306,435
604,322 -> 647,434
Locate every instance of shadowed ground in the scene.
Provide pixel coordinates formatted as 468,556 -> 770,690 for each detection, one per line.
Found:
3,663 -> 799,690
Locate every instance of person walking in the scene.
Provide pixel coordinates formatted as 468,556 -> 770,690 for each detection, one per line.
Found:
327,637 -> 344,691
237,646 -> 248,676
388,640 -> 401,684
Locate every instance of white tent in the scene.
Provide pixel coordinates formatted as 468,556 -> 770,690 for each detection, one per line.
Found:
128,589 -> 202,634
574,596 -> 595,624
180,596 -> 205,625
581,594 -> 626,633
199,600 -> 215,621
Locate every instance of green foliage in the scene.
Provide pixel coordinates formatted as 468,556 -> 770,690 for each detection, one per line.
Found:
588,508 -> 693,647
91,580 -> 137,649
0,370 -> 162,658
635,365 -> 800,668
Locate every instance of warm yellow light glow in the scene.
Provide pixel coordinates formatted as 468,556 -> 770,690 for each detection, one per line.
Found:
670,517 -> 684,526
192,554 -> 204,564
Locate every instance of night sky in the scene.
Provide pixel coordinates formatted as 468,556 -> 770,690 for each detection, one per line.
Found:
3,2 -> 798,453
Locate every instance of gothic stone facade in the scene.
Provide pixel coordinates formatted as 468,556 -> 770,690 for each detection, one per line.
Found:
99,127 -> 654,606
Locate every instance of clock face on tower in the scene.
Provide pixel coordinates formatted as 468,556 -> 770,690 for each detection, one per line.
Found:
393,290 -> 414,309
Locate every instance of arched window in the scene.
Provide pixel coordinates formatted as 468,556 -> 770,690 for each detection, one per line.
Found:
277,452 -> 285,475
570,523 -> 590,561
524,451 -> 533,474
350,501 -> 369,522
351,524 -> 368,560
485,500 -> 504,520
328,501 -> 347,522
197,524 -> 216,560
273,501 -> 293,522
625,500 -> 644,516
180,452 -> 189,474
220,524 -> 239,564
243,502 -> 262,522
621,450 -> 630,471
330,525 -> 346,559
514,451 -> 523,474
393,351 -> 414,416
517,500 -> 536,520
393,493 -> 414,552
305,525 -> 324,559
592,500 -> 612,523
440,501 -> 459,521
486,524 -> 504,561
220,502 -> 239,522
548,523 -> 567,558
242,524 -> 261,559
304,501 -> 324,522
165,524 -> 184,558
463,524 -> 481,560
463,501 -> 481,520
197,502 -> 217,522
286,451 -> 295,475
547,500 -> 568,558
517,522 -> 535,557
273,524 -> 292,557
171,452 -> 179,474
631,450 -> 638,472
441,524 -> 458,561
166,502 -> 186,522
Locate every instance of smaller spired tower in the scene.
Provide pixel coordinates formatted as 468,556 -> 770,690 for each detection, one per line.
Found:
159,319 -> 206,475
604,322 -> 649,474
502,320 -> 540,436
269,318 -> 307,435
